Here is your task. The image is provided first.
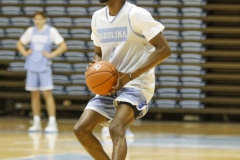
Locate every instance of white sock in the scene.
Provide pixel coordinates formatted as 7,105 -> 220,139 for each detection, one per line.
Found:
49,116 -> 56,125
33,115 -> 41,125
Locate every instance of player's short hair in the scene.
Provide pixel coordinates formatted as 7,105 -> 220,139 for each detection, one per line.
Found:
33,11 -> 47,19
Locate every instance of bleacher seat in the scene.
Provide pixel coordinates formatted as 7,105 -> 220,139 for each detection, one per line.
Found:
73,63 -> 89,72
69,0 -> 90,4
158,76 -> 180,86
156,88 -> 180,98
157,7 -> 180,16
57,28 -> 70,38
135,0 -> 157,5
88,6 -> 103,15
65,86 -> 88,96
181,77 -> 206,86
52,63 -> 73,72
181,19 -> 207,28
67,7 -> 89,16
182,0 -> 207,5
0,50 -> 16,60
181,42 -> 206,52
23,0 -> 43,4
1,39 -> 18,49
23,6 -> 43,15
181,8 -> 207,17
180,88 -> 205,98
0,18 -> 9,26
181,31 -> 206,40
168,42 -> 180,52
52,75 -> 70,84
1,0 -> 20,4
159,19 -> 181,28
159,0 -> 181,5
5,28 -> 24,38
52,85 -> 65,95
87,52 -> 95,61
45,7 -> 66,15
52,18 -> 73,27
1,6 -> 22,15
179,100 -> 204,109
86,41 -> 95,50
8,62 -> 25,71
180,53 -> 206,63
155,99 -> 177,108
91,0 -> 101,4
163,30 -> 181,40
45,0 -> 67,4
11,17 -> 31,26
64,52 -> 88,61
181,65 -> 206,75
69,74 -> 86,84
74,18 -> 91,27
66,40 -> 87,50
0,28 -> 5,37
157,65 -> 181,74
70,28 -> 91,38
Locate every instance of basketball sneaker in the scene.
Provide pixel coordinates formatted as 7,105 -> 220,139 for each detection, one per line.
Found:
28,123 -> 42,132
44,122 -> 58,133
101,127 -> 135,139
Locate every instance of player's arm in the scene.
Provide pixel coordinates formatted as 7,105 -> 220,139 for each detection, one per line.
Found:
111,33 -> 171,94
94,46 -> 102,61
131,33 -> 171,79
16,40 -> 32,57
16,27 -> 32,57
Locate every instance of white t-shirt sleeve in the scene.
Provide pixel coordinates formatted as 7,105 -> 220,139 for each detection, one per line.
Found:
20,27 -> 33,45
50,27 -> 64,45
91,12 -> 101,47
129,7 -> 165,41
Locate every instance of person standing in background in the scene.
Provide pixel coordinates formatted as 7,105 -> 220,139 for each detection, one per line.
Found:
16,11 -> 67,133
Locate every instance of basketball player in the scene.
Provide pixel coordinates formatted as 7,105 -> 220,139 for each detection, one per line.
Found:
74,0 -> 171,159
16,12 -> 67,133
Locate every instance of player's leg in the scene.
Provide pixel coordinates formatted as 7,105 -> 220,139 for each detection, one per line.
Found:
110,88 -> 148,160
109,102 -> 136,160
74,109 -> 110,160
42,90 -> 56,117
26,71 -> 42,132
40,69 -> 57,132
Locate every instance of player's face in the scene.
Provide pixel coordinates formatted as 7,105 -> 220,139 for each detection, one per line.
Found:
33,15 -> 46,28
99,0 -> 109,3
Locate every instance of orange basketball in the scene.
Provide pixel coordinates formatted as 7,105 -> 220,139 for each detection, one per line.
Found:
85,61 -> 118,95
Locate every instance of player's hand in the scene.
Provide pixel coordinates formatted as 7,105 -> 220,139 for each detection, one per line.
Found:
23,49 -> 32,57
108,69 -> 131,95
86,60 -> 98,72
43,51 -> 55,59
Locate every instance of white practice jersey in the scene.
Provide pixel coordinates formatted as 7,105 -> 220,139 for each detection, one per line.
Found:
91,2 -> 165,102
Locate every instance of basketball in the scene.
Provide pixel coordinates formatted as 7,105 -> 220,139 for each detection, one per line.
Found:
85,61 -> 118,95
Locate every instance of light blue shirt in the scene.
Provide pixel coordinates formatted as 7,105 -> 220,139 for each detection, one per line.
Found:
24,25 -> 52,72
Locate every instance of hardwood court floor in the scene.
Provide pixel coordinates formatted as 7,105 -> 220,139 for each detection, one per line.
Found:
0,117 -> 240,160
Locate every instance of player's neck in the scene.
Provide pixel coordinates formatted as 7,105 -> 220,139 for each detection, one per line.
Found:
36,25 -> 44,31
107,0 -> 125,16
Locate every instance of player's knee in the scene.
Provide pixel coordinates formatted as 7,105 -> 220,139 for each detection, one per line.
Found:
42,90 -> 52,99
109,122 -> 125,139
73,121 -> 90,137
